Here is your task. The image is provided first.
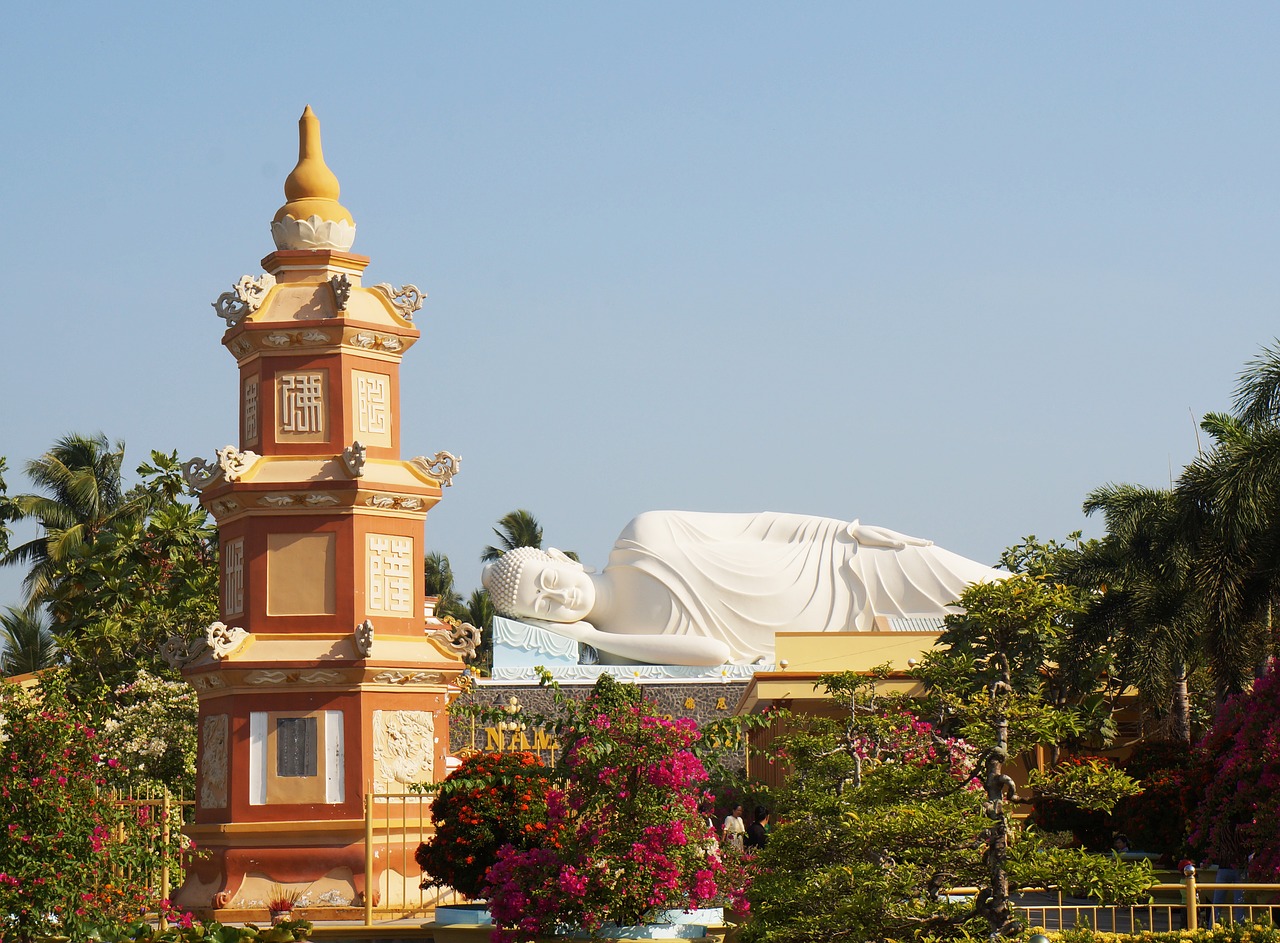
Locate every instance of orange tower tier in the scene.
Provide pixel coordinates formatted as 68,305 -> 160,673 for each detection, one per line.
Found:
173,107 -> 469,914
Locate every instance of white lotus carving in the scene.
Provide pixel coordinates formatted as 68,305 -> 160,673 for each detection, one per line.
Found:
271,214 -> 357,251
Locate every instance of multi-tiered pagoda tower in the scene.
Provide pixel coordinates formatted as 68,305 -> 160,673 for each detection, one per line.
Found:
174,107 -> 468,913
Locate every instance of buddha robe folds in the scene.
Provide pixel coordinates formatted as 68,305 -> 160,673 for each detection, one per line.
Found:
604,510 -> 1005,664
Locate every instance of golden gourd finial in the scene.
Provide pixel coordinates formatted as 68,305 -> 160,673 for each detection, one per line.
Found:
271,105 -> 356,251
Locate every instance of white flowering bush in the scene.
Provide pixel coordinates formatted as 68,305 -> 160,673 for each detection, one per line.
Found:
101,669 -> 198,794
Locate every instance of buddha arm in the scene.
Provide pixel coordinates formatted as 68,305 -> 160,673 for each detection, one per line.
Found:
520,618 -> 731,667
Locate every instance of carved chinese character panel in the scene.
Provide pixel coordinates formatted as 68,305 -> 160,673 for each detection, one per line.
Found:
223,537 -> 245,617
367,534 -> 414,615
351,370 -> 393,448
275,370 -> 329,443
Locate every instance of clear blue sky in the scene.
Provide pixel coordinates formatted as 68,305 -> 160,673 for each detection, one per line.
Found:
2,3 -> 1278,605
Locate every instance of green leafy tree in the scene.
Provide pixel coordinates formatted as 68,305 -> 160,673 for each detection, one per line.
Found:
925,575 -> 1147,937
744,671 -> 988,943
0,604 -> 58,676
16,449 -> 219,693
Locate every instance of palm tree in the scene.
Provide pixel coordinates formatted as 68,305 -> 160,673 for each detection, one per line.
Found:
1077,484 -> 1203,742
465,588 -> 496,675
424,551 -> 465,620
1170,342 -> 1280,699
0,604 -> 59,675
0,456 -> 13,558
480,509 -> 578,563
2,433 -> 146,606
481,509 -> 544,562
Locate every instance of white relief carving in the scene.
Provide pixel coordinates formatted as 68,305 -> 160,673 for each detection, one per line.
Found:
356,375 -> 389,435
182,456 -> 219,492
298,670 -> 345,684
409,451 -> 461,487
200,715 -> 229,810
206,622 -> 250,659
370,669 -> 443,685
355,619 -> 374,658
372,710 -> 434,792
186,445 -> 260,491
245,670 -> 289,685
243,376 -> 259,444
378,335 -> 402,352
305,493 -> 340,506
278,373 -> 325,435
230,338 -> 253,357
258,494 -> 296,508
161,634 -> 210,669
189,674 -> 228,692
224,538 -> 244,616
265,333 -> 293,347
366,494 -> 395,509
271,214 -> 356,252
216,445 -> 260,482
330,274 -> 352,311
299,330 -> 331,344
341,441 -> 366,478
429,621 -> 481,661
351,332 -> 376,349
399,497 -> 423,510
242,669 -> 346,686
371,283 -> 425,320
210,498 -> 240,516
213,273 -> 276,327
367,535 -> 413,614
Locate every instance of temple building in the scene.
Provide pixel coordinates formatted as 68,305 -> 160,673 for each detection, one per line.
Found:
172,107 -> 469,914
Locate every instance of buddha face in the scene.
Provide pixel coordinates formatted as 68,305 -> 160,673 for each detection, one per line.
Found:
511,557 -> 596,623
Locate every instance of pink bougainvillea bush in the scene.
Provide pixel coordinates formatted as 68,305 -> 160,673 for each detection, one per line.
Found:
0,670 -> 180,942
485,674 -> 747,942
1188,665 -> 1280,877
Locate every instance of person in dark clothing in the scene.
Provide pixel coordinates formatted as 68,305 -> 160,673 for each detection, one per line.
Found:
745,806 -> 771,850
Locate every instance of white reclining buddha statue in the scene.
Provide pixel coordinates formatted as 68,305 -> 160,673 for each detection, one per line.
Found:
480,510 -> 1008,667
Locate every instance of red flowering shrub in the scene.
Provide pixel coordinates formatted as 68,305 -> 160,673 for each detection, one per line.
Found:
486,675 -> 747,942
0,671 -> 172,942
414,750 -> 552,899
1112,741 -> 1193,856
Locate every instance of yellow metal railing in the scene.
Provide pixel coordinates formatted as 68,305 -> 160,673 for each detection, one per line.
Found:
106,787 -> 194,929
949,872 -> 1280,935
363,790 -> 466,925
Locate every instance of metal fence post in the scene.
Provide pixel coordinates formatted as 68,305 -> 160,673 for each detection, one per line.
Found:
159,789 -> 171,930
1185,865 -> 1198,931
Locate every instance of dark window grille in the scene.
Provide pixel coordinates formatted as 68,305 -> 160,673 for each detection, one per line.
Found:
276,717 -> 318,778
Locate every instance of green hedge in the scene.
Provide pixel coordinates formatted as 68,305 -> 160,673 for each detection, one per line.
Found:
63,917 -> 312,943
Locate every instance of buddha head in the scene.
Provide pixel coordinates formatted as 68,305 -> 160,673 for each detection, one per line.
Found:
481,546 -> 596,623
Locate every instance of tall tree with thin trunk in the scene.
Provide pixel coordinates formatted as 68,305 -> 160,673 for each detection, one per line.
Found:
424,551 -> 465,621
1,433 -> 146,606
1076,484 -> 1202,743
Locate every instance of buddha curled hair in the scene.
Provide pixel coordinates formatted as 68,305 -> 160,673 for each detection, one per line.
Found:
482,546 -> 580,617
